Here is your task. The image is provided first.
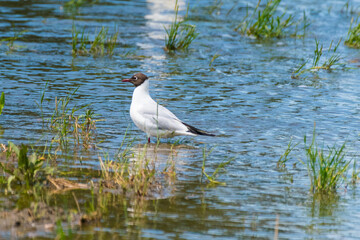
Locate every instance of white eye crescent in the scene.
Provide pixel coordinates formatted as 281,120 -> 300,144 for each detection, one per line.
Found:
134,76 -> 138,80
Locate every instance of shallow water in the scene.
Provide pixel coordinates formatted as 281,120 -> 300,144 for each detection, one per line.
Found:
1,0 -> 360,239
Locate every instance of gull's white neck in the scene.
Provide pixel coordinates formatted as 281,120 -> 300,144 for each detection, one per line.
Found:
132,80 -> 151,103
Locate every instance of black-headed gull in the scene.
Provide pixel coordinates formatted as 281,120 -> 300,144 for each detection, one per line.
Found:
122,73 -> 215,143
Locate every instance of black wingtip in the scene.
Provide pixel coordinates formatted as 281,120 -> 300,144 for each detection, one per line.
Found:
182,122 -> 216,137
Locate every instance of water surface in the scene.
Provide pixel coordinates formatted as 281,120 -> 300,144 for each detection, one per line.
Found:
1,0 -> 360,239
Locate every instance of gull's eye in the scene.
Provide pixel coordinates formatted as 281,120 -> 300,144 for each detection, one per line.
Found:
133,75 -> 138,80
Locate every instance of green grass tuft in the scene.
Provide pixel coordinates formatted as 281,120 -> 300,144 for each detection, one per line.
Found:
300,128 -> 351,194
48,87 -> 103,152
201,146 -> 234,186
164,0 -> 199,51
345,17 -> 360,48
72,25 -> 119,57
99,146 -> 157,197
291,10 -> 311,39
277,137 -> 298,169
72,24 -> 89,55
292,38 -> 343,79
235,0 -> 303,39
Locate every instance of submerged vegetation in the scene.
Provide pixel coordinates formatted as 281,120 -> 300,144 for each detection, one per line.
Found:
64,0 -> 98,11
235,0 -> 309,39
292,39 -> 343,78
164,0 -> 199,51
345,17 -> 360,48
201,146 -> 234,186
72,25 -> 119,57
205,0 -> 223,15
0,30 -> 27,51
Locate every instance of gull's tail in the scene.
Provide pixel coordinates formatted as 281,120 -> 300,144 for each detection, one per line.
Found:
182,122 -> 216,136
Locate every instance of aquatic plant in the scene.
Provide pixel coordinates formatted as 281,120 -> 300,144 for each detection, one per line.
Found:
235,0 -> 299,39
345,17 -> 360,48
74,109 -> 100,147
0,92 -> 4,116
277,137 -> 298,169
0,142 -> 54,189
35,82 -> 48,125
72,24 -> 89,55
80,185 -> 102,222
291,10 -> 311,39
72,25 -> 119,57
0,30 -> 27,51
341,1 -> 360,15
292,39 -> 343,78
90,26 -> 119,56
201,146 -> 234,186
205,0 -> 223,15
351,160 -> 360,184
162,145 -> 177,181
209,53 -> 220,71
64,0 -> 98,10
99,147 -> 157,197
49,87 -> 103,151
300,129 -> 350,194
55,218 -> 74,240
99,130 -> 182,196
164,0 -> 199,51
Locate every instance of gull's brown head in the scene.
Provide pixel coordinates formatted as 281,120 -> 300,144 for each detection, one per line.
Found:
122,72 -> 148,87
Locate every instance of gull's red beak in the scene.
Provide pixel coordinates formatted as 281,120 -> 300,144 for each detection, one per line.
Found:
122,78 -> 131,82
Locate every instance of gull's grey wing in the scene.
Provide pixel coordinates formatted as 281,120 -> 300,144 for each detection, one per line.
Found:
143,113 -> 188,132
